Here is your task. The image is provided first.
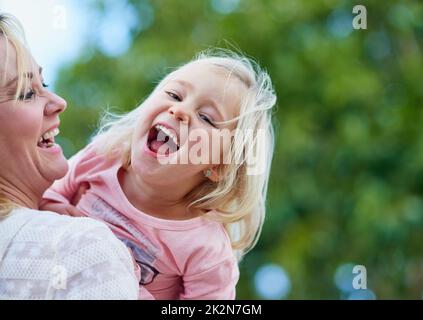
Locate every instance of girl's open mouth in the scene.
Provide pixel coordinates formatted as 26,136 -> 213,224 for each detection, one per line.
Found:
147,124 -> 180,156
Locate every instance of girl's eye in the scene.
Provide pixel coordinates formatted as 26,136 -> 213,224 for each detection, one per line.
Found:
42,82 -> 49,88
18,89 -> 35,101
166,91 -> 181,101
199,114 -> 216,127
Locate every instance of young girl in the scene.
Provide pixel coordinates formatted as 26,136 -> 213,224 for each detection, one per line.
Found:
41,50 -> 276,299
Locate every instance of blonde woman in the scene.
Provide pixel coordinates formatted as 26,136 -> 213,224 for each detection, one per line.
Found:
0,13 -> 140,299
42,49 -> 276,299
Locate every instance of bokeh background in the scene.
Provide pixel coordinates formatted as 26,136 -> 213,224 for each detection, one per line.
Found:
1,0 -> 422,299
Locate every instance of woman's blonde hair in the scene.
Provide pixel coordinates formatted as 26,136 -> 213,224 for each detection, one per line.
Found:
0,13 -> 33,101
0,13 -> 33,218
93,49 -> 276,260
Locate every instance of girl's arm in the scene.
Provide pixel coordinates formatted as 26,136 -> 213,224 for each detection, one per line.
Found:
40,183 -> 89,217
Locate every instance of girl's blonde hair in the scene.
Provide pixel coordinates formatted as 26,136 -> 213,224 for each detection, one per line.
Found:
94,49 -> 276,260
0,13 -> 33,219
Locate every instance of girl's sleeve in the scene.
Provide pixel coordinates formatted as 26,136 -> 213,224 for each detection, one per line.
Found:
42,145 -> 95,205
180,255 -> 239,300
179,226 -> 240,300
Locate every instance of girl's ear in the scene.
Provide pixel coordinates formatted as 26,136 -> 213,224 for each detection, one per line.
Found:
204,166 -> 221,182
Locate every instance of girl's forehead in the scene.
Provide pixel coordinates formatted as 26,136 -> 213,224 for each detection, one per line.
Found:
174,61 -> 229,79
169,61 -> 248,92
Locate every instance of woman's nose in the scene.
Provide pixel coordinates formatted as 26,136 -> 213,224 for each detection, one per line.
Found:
44,92 -> 67,116
168,105 -> 190,124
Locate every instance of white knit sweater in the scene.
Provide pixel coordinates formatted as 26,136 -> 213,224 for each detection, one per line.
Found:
0,208 -> 139,300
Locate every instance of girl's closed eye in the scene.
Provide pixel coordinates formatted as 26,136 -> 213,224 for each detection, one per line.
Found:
199,113 -> 216,127
166,91 -> 182,102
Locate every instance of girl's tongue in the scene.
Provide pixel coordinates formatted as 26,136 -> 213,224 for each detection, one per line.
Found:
147,126 -> 178,156
150,139 -> 167,154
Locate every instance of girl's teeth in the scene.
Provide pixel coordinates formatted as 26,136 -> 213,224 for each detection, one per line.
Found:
155,124 -> 178,146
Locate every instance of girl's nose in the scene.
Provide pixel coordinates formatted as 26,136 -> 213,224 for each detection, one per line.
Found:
44,92 -> 67,116
168,105 -> 190,124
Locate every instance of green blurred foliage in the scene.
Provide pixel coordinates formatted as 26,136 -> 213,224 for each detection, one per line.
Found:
54,0 -> 423,299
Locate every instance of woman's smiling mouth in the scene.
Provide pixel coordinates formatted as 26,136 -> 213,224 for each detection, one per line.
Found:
37,126 -> 63,154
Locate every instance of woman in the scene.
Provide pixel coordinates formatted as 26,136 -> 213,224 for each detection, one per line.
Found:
0,13 -> 139,299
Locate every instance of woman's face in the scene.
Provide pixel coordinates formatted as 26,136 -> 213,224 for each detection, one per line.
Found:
0,37 -> 68,201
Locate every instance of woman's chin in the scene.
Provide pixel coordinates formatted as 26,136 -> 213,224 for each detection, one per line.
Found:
37,143 -> 64,156
37,147 -> 69,182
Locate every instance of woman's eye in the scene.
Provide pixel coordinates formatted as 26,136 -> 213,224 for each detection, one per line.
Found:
199,114 -> 215,127
18,89 -> 35,100
166,91 -> 181,101
42,82 -> 49,88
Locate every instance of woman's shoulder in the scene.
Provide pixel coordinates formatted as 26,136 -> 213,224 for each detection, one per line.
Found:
4,208 -> 124,251
4,208 -> 136,271
0,208 -> 138,299
9,207 -> 101,228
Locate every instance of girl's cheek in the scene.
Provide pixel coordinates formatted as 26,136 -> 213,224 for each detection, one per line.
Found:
219,135 -> 233,165
134,102 -> 162,135
143,98 -> 169,121
187,129 -> 224,164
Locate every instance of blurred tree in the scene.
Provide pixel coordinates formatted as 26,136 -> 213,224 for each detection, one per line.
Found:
55,0 -> 423,299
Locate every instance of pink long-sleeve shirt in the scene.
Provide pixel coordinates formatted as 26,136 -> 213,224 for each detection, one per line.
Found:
43,143 -> 239,300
